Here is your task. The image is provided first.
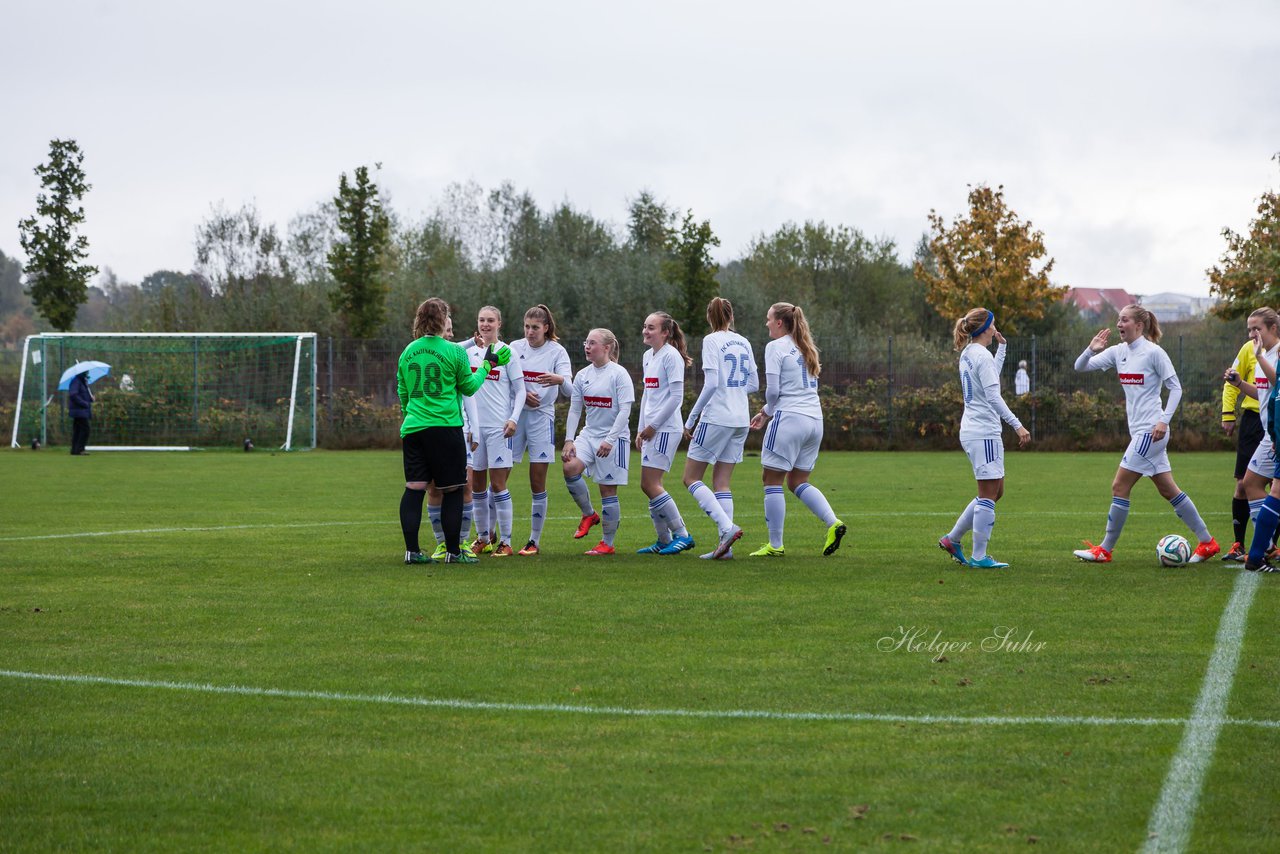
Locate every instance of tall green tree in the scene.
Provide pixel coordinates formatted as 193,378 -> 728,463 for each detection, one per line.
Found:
626,190 -> 675,253
328,166 -> 392,338
17,139 -> 98,331
915,184 -> 1063,334
663,210 -> 720,327
1209,154 -> 1280,319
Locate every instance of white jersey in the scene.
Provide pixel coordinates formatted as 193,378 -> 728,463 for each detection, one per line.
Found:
698,330 -> 756,427
1078,337 -> 1178,434
572,361 -> 635,441
510,338 -> 572,418
1256,343 -> 1279,433
763,334 -> 822,420
640,344 -> 686,433
463,339 -> 519,429
959,342 -> 1019,440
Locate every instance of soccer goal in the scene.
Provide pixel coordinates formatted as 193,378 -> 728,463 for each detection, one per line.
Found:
11,333 -> 317,451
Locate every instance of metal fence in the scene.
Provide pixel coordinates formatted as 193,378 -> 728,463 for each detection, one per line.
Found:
1,333 -> 1249,451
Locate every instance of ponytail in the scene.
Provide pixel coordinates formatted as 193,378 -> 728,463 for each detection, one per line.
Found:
1122,304 -> 1162,343
524,304 -> 559,341
770,302 -> 821,377
651,311 -> 694,367
952,307 -> 993,352
706,297 -> 734,333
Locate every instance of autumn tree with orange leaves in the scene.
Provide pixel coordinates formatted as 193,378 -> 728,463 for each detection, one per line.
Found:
915,184 -> 1064,335
1208,154 -> 1280,320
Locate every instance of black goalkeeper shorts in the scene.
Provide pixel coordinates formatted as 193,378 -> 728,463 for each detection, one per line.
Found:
1235,409 -> 1264,480
402,426 -> 467,489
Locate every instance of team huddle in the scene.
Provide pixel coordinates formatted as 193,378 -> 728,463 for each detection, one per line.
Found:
939,302 -> 1280,572
395,297 -> 847,564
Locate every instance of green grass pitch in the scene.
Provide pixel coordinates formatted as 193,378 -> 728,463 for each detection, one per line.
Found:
1,449 -> 1278,851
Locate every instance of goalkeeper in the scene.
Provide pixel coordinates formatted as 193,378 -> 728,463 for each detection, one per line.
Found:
398,297 -> 510,564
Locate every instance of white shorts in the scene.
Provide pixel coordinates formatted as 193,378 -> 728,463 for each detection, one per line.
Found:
639,430 -> 681,472
1119,431 -> 1171,476
687,423 -> 748,465
472,427 -> 514,471
761,411 -> 822,472
1247,434 -> 1280,479
575,433 -> 630,486
961,436 -> 1005,480
513,411 -> 556,465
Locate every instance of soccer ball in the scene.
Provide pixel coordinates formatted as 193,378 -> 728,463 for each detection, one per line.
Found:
1156,534 -> 1191,567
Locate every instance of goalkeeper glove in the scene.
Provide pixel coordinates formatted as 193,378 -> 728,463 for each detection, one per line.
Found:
484,343 -> 512,367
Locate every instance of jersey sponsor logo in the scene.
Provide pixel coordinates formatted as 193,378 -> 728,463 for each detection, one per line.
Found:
1258,377 -> 1272,390
584,395 -> 613,408
1118,373 -> 1145,385
485,368 -> 502,380
523,370 -> 542,380
644,376 -> 660,388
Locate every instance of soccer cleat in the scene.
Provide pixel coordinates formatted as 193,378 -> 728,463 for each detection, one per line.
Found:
1188,537 -> 1220,563
518,540 -> 540,556
658,535 -> 696,555
1222,542 -> 1245,563
491,542 -> 515,557
749,543 -> 785,557
938,535 -> 966,565
823,521 -> 847,556
1267,546 -> 1280,563
1072,541 -> 1112,563
968,555 -> 1009,569
700,547 -> 733,560
636,541 -> 666,554
404,550 -> 432,565
468,537 -> 493,556
573,512 -> 601,539
711,525 -> 743,560
1244,555 -> 1280,572
584,541 -> 616,556
431,542 -> 448,562
445,550 -> 480,564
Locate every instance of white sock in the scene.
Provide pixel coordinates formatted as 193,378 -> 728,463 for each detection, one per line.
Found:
716,491 -> 734,523
764,486 -> 786,548
565,475 -> 594,515
1250,498 -> 1265,521
948,499 -> 977,541
1170,492 -> 1211,543
460,500 -> 473,544
689,481 -> 732,533
428,504 -> 444,545
472,489 -> 490,542
1100,497 -> 1130,551
601,495 -> 620,545
652,492 -> 688,539
972,498 -> 996,559
494,490 -> 513,544
648,494 -> 674,544
793,482 -> 837,526
529,491 -> 548,544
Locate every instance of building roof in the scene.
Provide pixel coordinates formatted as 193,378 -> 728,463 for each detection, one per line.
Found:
1065,287 -> 1136,315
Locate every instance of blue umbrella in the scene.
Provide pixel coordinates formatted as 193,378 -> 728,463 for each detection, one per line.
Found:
57,360 -> 112,391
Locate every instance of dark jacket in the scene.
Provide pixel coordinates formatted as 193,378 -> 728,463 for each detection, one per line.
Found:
68,373 -> 94,419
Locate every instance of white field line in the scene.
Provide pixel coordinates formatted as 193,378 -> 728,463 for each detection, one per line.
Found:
0,510 -> 1194,543
1140,571 -> 1261,854
2,668 -> 1279,730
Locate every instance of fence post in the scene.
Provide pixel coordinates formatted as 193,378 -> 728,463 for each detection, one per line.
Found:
1030,334 -> 1037,442
1178,335 -> 1184,377
327,336 -> 334,433
887,334 -> 894,443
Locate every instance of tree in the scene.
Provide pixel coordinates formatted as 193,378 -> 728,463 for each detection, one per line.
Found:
328,166 -> 391,337
663,210 -> 720,327
1208,154 -> 1280,319
915,184 -> 1063,334
0,247 -> 31,318
17,139 -> 98,331
626,190 -> 675,253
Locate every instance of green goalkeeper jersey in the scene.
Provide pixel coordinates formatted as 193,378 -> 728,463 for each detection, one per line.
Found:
397,335 -> 486,436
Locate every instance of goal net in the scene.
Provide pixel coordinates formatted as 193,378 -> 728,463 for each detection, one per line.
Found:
11,333 -> 317,451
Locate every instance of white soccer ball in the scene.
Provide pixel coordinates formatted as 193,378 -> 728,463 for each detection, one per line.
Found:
1156,534 -> 1191,567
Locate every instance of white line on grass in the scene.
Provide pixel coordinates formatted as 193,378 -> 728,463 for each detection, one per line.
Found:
2,668 -> 1278,730
0,510 -> 1194,542
1140,570 -> 1260,854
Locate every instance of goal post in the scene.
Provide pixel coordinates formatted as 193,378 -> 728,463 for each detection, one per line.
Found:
10,333 -> 318,451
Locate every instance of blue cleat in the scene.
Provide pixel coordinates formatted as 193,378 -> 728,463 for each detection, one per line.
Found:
658,535 -> 695,555
938,535 -> 966,565
636,541 -> 666,554
967,555 -> 1009,569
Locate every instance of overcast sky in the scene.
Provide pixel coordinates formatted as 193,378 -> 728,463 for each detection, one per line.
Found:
2,0 -> 1277,298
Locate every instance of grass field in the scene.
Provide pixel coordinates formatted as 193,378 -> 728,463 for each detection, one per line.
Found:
1,448 -> 1278,852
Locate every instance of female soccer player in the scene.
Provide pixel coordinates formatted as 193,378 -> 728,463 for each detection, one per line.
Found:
562,328 -> 634,556
464,306 -> 521,557
1221,307 -> 1280,572
747,302 -> 846,556
682,297 -> 757,559
937,308 -> 1031,569
508,304 -> 574,556
1071,304 -> 1218,563
397,298 -> 509,564
635,311 -> 696,555
424,315 -> 481,561
1221,324 -> 1266,562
